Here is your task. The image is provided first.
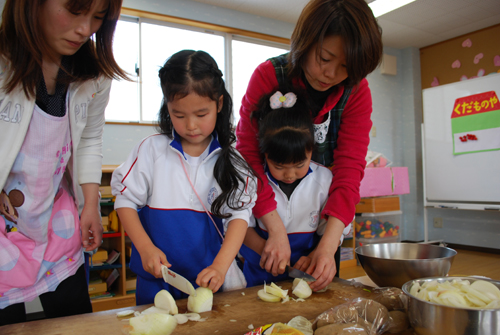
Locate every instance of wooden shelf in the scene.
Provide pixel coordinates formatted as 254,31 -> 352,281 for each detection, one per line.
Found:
90,166 -> 136,312
340,220 -> 357,269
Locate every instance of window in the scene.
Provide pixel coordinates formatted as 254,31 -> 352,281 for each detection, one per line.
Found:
106,17 -> 140,122
231,39 -> 289,125
141,22 -> 225,122
107,15 -> 289,125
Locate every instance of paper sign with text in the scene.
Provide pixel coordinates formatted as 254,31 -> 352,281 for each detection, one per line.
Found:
451,91 -> 500,155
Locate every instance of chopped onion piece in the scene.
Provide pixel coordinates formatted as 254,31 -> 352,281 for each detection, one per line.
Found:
129,313 -> 177,335
292,279 -> 312,299
410,279 -> 500,309
173,314 -> 188,324
187,287 -> 213,313
184,313 -> 201,321
258,289 -> 281,302
141,306 -> 170,315
116,309 -> 135,317
154,290 -> 178,315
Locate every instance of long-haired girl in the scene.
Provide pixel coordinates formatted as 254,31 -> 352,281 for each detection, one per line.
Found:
111,50 -> 257,304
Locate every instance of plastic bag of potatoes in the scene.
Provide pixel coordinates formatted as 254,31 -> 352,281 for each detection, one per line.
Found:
312,296 -> 410,335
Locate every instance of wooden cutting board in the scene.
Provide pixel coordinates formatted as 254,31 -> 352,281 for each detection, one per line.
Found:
1,278 -> 415,335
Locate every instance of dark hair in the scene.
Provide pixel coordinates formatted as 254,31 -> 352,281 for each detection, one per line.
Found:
0,0 -> 129,98
288,0 -> 382,87
157,50 -> 256,219
252,90 -> 315,165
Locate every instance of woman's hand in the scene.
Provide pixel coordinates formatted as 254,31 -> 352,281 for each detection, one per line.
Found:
80,205 -> 103,251
306,216 -> 345,291
196,265 -> 225,293
306,244 -> 337,291
80,183 -> 103,251
259,210 -> 291,276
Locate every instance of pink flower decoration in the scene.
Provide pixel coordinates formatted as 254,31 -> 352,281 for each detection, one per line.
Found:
460,75 -> 468,81
494,55 -> 500,67
431,77 -> 439,87
474,53 -> 484,64
452,60 -> 461,69
462,39 -> 472,47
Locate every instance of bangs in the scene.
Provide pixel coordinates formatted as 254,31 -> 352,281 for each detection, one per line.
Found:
65,0 -> 103,13
262,129 -> 313,165
165,76 -> 219,104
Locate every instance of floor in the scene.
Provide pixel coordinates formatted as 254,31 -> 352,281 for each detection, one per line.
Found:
339,248 -> 500,281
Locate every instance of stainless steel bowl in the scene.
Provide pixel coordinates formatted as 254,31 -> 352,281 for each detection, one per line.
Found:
402,276 -> 500,335
355,243 -> 457,288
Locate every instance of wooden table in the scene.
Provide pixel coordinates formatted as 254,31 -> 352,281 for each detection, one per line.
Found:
1,278 -> 415,335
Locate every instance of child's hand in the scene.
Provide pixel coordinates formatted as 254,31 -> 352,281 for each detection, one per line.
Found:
293,255 -> 312,272
139,245 -> 171,278
196,266 -> 225,293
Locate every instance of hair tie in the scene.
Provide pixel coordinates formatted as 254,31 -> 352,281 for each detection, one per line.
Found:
210,67 -> 223,78
270,91 -> 297,109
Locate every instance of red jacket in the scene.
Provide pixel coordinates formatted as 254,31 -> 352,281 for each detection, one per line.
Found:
235,59 -> 372,226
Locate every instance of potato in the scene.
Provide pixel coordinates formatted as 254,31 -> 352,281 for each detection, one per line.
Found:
371,287 -> 407,311
352,299 -> 389,325
386,310 -> 410,333
315,305 -> 359,328
314,322 -> 369,335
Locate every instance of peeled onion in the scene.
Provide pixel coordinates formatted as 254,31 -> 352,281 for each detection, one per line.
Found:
187,287 -> 213,313
292,279 -> 312,299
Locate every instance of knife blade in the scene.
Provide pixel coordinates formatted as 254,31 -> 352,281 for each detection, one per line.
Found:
285,265 -> 316,282
161,265 -> 196,296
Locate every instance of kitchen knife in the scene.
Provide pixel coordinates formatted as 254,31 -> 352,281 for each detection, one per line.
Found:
161,265 -> 197,296
285,265 -> 316,282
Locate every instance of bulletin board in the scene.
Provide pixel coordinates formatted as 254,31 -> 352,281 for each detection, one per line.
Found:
422,73 -> 500,210
420,24 -> 500,90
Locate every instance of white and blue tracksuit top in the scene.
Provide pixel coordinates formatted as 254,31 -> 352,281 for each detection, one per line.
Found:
111,133 -> 257,300
240,161 -> 351,287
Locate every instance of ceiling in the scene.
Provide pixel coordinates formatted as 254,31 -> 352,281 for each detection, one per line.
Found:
191,0 -> 500,49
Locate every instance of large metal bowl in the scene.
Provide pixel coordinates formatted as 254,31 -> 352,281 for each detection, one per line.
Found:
402,276 -> 500,335
355,243 -> 457,288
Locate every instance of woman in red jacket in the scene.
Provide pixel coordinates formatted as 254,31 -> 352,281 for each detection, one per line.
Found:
235,0 -> 382,291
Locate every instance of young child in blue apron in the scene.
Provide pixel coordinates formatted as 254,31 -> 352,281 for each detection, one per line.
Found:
111,50 -> 257,304
240,90 -> 351,287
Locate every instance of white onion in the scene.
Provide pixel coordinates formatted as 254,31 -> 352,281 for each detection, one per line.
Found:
258,289 -> 281,302
154,290 -> 178,315
116,309 -> 135,317
129,313 -> 177,335
410,279 -> 500,309
173,314 -> 188,324
292,279 -> 312,299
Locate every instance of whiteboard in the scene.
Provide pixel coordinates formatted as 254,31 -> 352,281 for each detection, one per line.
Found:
422,73 -> 500,210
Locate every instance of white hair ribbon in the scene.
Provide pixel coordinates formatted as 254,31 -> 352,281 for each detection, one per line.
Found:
269,91 -> 297,109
